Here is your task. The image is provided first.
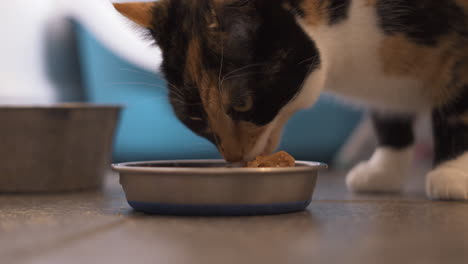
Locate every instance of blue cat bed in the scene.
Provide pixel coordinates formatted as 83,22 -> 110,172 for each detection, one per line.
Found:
75,22 -> 362,163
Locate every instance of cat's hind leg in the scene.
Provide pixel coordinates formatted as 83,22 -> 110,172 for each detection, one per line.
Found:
426,102 -> 468,200
346,113 -> 414,193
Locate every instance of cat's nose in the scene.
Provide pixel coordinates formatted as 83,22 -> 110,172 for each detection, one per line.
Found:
221,151 -> 243,163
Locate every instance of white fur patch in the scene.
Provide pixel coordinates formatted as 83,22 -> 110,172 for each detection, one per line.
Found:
426,152 -> 468,200
245,67 -> 325,160
296,0 -> 430,113
245,119 -> 277,161
346,146 -> 413,193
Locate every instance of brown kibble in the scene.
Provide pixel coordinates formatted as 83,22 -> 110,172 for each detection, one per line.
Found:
246,151 -> 295,168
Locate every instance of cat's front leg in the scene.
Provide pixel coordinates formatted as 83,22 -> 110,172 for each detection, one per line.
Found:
346,113 -> 414,193
426,108 -> 468,200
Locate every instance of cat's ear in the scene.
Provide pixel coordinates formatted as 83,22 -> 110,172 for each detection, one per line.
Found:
113,2 -> 156,29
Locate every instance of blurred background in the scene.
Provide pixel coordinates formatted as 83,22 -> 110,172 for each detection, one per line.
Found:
0,0 -> 386,165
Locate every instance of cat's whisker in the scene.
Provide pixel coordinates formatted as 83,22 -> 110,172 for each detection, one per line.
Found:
168,94 -> 201,106
218,42 -> 225,97
298,55 -> 319,65
214,40 -> 224,152
111,82 -> 174,96
166,83 -> 187,100
111,82 -> 168,89
167,85 -> 185,98
166,96 -> 203,106
112,81 -> 186,101
123,95 -> 169,102
212,98 -> 222,153
168,93 -> 185,102
220,71 -> 265,87
224,0 -> 249,8
112,74 -> 187,99
118,68 -> 163,81
221,63 -> 267,80
217,39 -> 229,123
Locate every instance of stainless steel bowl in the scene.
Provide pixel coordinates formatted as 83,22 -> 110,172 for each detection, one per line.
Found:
112,160 -> 327,216
0,104 -> 121,192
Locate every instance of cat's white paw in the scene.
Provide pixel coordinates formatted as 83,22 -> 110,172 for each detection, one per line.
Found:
426,153 -> 468,200
426,168 -> 468,200
346,161 -> 405,193
346,147 -> 412,193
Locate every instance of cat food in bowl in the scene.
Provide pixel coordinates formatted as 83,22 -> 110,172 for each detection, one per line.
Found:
112,159 -> 327,216
246,151 -> 296,168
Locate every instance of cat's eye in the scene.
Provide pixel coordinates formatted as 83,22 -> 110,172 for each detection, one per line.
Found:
189,116 -> 203,121
232,96 -> 253,112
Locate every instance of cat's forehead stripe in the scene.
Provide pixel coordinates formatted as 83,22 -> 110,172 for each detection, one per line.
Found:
184,36 -> 227,110
185,38 -> 201,83
181,30 -> 266,158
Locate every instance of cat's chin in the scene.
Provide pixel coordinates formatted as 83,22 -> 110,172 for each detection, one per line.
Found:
243,145 -> 270,162
262,139 -> 279,156
244,135 -> 281,162
243,118 -> 285,162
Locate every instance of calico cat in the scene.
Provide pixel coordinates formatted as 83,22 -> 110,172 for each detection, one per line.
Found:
113,0 -> 468,201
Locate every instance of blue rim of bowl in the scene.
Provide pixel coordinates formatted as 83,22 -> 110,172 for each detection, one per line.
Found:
127,200 -> 312,216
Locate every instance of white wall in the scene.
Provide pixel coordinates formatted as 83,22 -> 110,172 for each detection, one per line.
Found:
0,0 -> 60,104
0,0 -> 161,105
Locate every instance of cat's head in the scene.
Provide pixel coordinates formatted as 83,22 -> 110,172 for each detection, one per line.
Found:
114,0 -> 319,162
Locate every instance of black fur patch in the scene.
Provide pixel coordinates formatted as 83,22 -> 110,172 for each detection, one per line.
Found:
150,1 -> 190,87
433,85 -> 468,165
233,1 -> 319,126
328,0 -> 351,25
371,113 -> 414,149
376,0 -> 467,46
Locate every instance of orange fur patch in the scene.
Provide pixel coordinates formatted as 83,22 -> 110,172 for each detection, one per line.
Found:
455,0 -> 468,10
113,2 -> 155,28
185,39 -> 203,85
298,0 -> 328,26
380,34 -> 468,106
364,0 -> 377,6
461,113 -> 468,124
448,111 -> 468,125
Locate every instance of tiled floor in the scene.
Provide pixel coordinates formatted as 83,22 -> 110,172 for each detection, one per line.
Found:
1,164 -> 468,264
